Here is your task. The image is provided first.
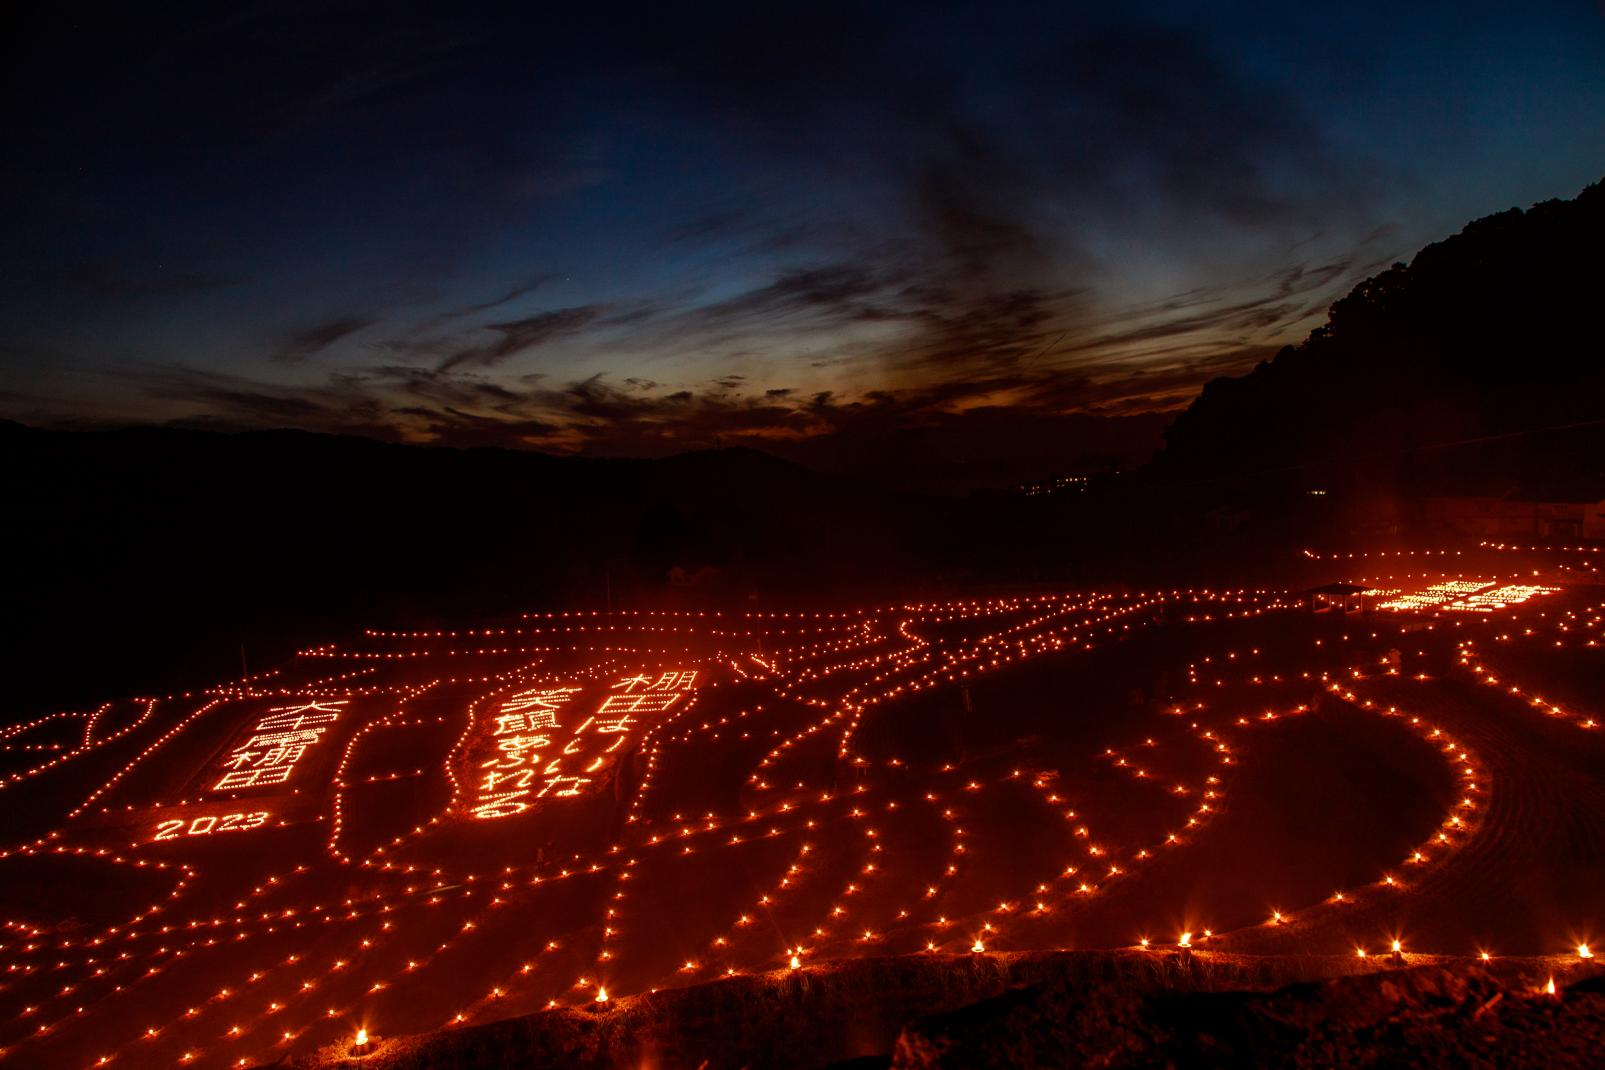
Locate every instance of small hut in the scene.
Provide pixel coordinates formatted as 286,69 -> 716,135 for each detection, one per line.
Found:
1302,581 -> 1371,614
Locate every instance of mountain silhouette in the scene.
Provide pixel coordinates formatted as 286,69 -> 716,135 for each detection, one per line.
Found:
1157,177 -> 1605,500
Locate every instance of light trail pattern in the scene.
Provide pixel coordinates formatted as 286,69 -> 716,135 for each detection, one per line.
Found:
0,551 -> 1601,1068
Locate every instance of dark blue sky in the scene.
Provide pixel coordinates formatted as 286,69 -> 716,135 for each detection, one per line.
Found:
3,1 -> 1602,486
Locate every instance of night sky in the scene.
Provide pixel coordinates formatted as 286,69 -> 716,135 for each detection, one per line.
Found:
3,2 -> 1603,488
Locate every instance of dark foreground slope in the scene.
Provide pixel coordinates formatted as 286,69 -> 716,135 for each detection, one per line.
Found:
274,952 -> 1604,1070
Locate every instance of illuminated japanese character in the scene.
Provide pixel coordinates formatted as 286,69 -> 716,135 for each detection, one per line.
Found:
612,674 -> 654,692
618,670 -> 698,691
597,693 -> 680,719
480,768 -> 535,792
494,734 -> 551,762
264,699 -> 347,716
254,711 -> 339,734
239,729 -> 326,751
501,688 -> 578,714
594,714 -> 635,734
494,711 -> 556,736
221,749 -> 259,770
538,775 -> 592,798
214,765 -> 294,791
255,743 -> 310,768
471,791 -> 531,819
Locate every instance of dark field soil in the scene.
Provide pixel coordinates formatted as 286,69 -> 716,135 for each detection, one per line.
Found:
278,950 -> 1605,1069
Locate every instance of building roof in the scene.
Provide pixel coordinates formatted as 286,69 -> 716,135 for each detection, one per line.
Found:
1304,582 -> 1371,595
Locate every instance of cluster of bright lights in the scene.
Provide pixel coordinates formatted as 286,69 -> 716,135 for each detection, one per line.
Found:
1360,575 -> 1559,615
1454,584 -> 1560,611
1377,579 -> 1502,612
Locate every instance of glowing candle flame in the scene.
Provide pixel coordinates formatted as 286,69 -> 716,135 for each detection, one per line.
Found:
594,987 -> 609,1004
789,954 -> 800,970
1579,943 -> 1594,960
1178,932 -> 1192,948
354,1028 -> 368,1047
971,938 -> 985,953
1546,977 -> 1557,996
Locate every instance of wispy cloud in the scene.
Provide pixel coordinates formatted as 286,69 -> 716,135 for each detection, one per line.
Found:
272,315 -> 378,362
2,4 -> 1431,489
436,306 -> 609,372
